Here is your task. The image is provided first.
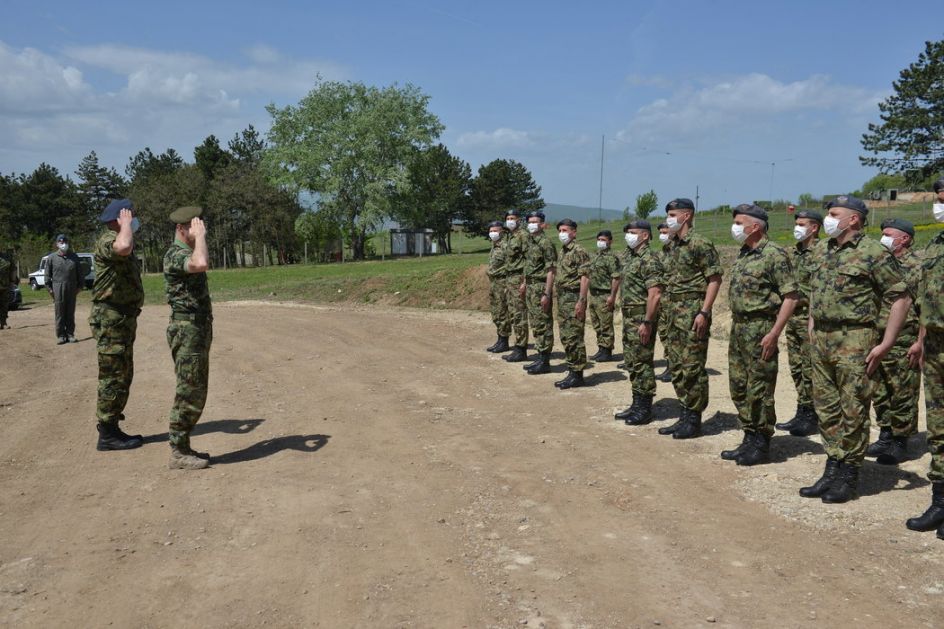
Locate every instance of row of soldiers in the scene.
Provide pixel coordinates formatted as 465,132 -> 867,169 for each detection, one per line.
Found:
486,181 -> 944,540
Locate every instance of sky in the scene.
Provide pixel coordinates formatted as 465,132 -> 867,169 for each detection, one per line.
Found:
1,0 -> 941,212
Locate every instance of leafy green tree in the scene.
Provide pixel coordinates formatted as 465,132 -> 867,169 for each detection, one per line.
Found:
228,125 -> 266,167
74,151 -> 126,244
797,193 -> 818,208
295,210 -> 342,263
463,159 -> 544,236
634,189 -> 658,220
194,135 -> 231,182
860,39 -> 944,183
265,80 -> 443,260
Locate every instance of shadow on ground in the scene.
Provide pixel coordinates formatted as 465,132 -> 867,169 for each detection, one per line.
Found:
143,418 -> 266,444
213,434 -> 330,465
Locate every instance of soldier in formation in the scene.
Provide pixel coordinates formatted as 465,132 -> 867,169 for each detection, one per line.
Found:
587,230 -> 621,362
500,210 -> 529,362
519,211 -> 557,375
553,219 -> 591,389
485,220 -> 511,353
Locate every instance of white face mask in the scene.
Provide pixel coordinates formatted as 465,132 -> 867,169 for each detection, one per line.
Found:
131,217 -> 141,233
823,215 -> 843,237
596,240 -> 608,250
934,203 -> 944,223
57,242 -> 69,252
558,231 -> 571,244
527,222 -> 540,234
658,233 -> 670,244
793,225 -> 809,241
625,233 -> 639,248
488,231 -> 501,242
730,224 -> 748,243
505,219 -> 517,230
880,235 -> 896,252
666,215 -> 682,232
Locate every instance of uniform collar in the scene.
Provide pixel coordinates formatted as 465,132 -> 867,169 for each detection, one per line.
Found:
827,231 -> 864,251
740,235 -> 768,256
631,242 -> 649,256
174,238 -> 193,252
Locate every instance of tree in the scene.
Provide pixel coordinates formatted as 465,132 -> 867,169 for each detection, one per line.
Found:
265,80 -> 443,260
228,125 -> 266,167
634,190 -> 658,220
860,39 -> 944,183
74,151 -> 126,243
295,210 -> 341,263
393,144 -> 472,253
463,159 -> 544,236
194,135 -> 231,182
797,193 -> 818,208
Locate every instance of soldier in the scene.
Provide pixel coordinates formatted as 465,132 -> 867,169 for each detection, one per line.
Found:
0,251 -> 15,330
164,206 -> 213,470
800,195 -> 910,503
657,198 -> 723,439
776,210 -> 822,437
905,178 -> 944,537
519,211 -> 557,375
613,220 -> 664,425
501,210 -> 530,362
720,205 -> 798,466
485,220 -> 511,353
45,234 -> 84,344
655,222 -> 673,383
866,218 -> 921,465
89,199 -> 144,451
554,219 -> 591,389
587,230 -> 621,362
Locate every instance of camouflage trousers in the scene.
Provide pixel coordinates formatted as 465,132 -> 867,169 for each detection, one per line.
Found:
622,303 -> 656,395
658,307 -> 670,366
167,319 -> 213,447
872,330 -> 919,437
785,313 -> 813,406
89,303 -> 139,425
663,295 -> 710,412
922,330 -> 944,482
588,291 -> 615,350
811,326 -> 878,466
525,281 -> 554,354
729,318 -> 779,436
504,275 -> 528,349
556,290 -> 587,371
489,276 -> 511,337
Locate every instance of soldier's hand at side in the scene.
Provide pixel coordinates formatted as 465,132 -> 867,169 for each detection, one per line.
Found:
692,312 -> 709,339
575,300 -> 586,322
190,217 -> 206,238
638,322 -> 652,346
519,283 -> 526,298
540,293 -> 551,313
605,296 -> 615,311
907,340 -> 924,370
866,342 -> 893,376
760,331 -> 779,361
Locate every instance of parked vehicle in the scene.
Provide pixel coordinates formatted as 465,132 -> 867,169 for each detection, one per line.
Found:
29,253 -> 95,290
8,284 -> 22,310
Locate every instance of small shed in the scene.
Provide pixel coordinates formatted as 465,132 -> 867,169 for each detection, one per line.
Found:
390,228 -> 434,256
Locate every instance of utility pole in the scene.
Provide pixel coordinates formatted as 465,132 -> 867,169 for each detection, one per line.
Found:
598,134 -> 605,223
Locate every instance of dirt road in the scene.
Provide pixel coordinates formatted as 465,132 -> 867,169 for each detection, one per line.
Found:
1,301 -> 941,628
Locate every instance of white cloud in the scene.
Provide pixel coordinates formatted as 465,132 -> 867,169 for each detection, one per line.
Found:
0,41 -> 94,114
457,127 -> 536,149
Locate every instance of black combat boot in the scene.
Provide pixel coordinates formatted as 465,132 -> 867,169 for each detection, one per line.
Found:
557,370 -> 584,389
821,462 -> 859,503
736,432 -> 771,466
906,482 -> 944,532
866,427 -> 894,458
487,335 -> 509,353
554,372 -> 573,388
656,367 -> 672,383
591,347 -> 613,362
526,352 -> 551,375
672,409 -> 701,440
721,431 -> 751,461
799,457 -> 839,498
658,411 -> 686,435
625,394 -> 654,426
614,394 -> 639,420
503,345 -> 528,362
96,422 -> 144,451
877,436 -> 908,465
775,404 -> 805,432
788,406 -> 818,437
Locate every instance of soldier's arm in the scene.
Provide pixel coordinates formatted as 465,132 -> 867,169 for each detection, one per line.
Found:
908,325 -> 925,369
185,218 -> 209,273
867,294 -> 913,375
44,255 -> 52,287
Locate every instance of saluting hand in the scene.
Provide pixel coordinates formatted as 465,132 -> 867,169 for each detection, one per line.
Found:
190,217 -> 207,238
117,208 -> 134,230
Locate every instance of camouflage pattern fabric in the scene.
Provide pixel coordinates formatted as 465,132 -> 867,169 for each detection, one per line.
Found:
918,233 -> 944,481
620,243 -> 665,393
524,231 -> 557,353
663,230 -> 723,297
91,230 -> 144,308
727,238 -> 797,316
89,304 -> 137,424
622,303 -> 656,395
503,229 -> 529,348
786,240 -> 816,405
588,293 -> 614,349
487,235 -> 511,337
588,247 -> 621,349
523,231 -> 556,283
656,245 -> 671,355
555,240 -> 590,370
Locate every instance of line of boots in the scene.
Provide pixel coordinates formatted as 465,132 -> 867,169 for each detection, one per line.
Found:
656,408 -> 701,439
775,403 -> 818,437
720,431 -> 770,466
521,351 -> 551,374
614,393 -> 653,425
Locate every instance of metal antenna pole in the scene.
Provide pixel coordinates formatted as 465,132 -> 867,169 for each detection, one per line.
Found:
598,134 -> 605,223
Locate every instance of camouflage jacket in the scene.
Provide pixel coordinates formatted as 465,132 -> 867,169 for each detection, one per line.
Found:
809,232 -> 906,326
524,231 -> 557,282
164,239 -> 212,315
504,227 -> 528,277
92,229 -> 144,308
555,240 -> 591,291
919,232 -> 944,332
589,247 -> 621,293
487,234 -> 509,279
663,230 -> 723,297
621,243 -> 664,307
790,241 -> 818,312
878,248 -> 920,331
728,237 -> 797,316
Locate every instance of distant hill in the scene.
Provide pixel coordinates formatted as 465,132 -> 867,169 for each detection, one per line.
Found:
542,203 -> 624,223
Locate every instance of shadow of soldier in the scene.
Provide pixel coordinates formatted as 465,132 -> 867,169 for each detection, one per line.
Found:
651,397 -> 682,422
213,434 -> 330,465
142,418 -> 265,445
700,411 -> 740,436
770,435 -> 825,462
859,460 -> 930,497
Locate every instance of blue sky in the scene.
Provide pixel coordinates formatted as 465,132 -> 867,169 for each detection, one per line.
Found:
1,0 -> 941,211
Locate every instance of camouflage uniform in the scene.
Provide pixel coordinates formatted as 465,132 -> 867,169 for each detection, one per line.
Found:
657,244 -> 671,356
809,233 -> 906,466
487,234 -> 511,338
919,232 -> 944,482
555,240 -> 591,370
728,238 -> 797,436
524,231 -> 557,354
620,243 -> 665,395
872,248 -> 921,437
89,230 -> 144,425
786,242 -> 816,407
503,229 -> 529,350
662,231 -> 723,412
164,239 -> 213,448
588,246 -> 621,350
0,256 -> 12,327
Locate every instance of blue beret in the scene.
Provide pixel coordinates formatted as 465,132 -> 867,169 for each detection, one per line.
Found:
795,210 -> 823,224
732,203 -> 768,223
527,210 -> 546,221
826,195 -> 868,216
505,209 -> 522,218
880,218 -> 915,237
556,218 -> 578,229
624,220 -> 652,233
99,198 -> 133,223
666,198 -> 695,212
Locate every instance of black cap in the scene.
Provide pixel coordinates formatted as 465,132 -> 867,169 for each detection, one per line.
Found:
624,219 -> 652,233
487,220 -> 503,229
657,223 -> 668,230
826,195 -> 869,217
99,198 -> 133,223
556,218 -> 577,229
880,217 -> 915,237
794,210 -> 823,224
665,198 -> 695,212
933,178 -> 944,193
596,230 -> 612,239
55,233 -> 68,242
527,210 -> 546,221
505,209 -> 521,219
732,203 -> 769,224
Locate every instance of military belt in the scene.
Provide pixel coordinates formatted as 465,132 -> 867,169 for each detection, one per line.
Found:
557,286 -> 581,294
732,311 -> 777,323
171,311 -> 211,323
96,302 -> 141,317
589,288 -> 610,296
814,320 -> 874,332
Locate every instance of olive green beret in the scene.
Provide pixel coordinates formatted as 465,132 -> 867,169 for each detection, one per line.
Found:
170,206 -> 203,224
